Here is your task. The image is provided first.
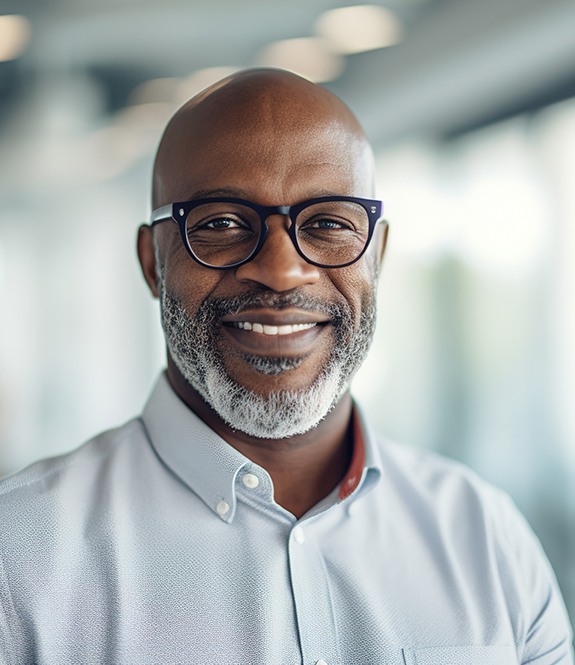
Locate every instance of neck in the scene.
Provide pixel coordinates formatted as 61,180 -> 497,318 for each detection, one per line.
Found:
166,359 -> 354,518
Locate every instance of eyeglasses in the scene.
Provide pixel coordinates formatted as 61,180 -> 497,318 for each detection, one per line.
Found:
150,196 -> 384,269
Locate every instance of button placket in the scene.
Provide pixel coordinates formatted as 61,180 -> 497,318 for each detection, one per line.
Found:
287,521 -> 339,665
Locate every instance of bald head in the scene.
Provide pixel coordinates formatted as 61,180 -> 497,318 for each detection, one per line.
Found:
152,69 -> 374,208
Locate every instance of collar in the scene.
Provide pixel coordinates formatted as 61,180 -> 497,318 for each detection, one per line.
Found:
338,410 -> 366,500
141,373 -> 382,523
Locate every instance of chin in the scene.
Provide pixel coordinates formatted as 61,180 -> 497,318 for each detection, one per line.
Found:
195,355 -> 344,440
222,353 -> 329,396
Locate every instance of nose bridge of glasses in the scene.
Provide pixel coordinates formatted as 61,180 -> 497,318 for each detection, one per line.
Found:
261,205 -> 292,228
258,205 -> 300,260
258,205 -> 299,254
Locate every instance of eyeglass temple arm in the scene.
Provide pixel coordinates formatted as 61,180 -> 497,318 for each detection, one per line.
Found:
150,204 -> 174,225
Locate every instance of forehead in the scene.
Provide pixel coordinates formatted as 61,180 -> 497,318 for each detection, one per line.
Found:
153,77 -> 374,206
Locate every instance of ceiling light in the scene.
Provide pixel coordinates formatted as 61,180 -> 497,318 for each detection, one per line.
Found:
315,5 -> 403,55
256,38 -> 344,83
0,15 -> 31,62
177,67 -> 240,102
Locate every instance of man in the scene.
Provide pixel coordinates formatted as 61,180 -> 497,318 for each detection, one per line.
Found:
0,70 -> 572,664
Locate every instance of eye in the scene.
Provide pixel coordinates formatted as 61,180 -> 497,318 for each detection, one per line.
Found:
301,216 -> 355,231
188,215 -> 255,236
310,218 -> 347,230
202,216 -> 245,230
185,204 -> 259,250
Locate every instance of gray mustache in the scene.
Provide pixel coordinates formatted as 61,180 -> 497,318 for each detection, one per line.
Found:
207,290 -> 343,319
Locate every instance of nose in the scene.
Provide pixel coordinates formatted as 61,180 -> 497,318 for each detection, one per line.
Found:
234,215 -> 321,292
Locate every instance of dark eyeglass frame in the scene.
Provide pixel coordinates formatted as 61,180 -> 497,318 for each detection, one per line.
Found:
150,195 -> 385,269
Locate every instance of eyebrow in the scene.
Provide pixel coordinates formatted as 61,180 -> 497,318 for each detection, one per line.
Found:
186,188 -> 348,202
187,187 -> 251,200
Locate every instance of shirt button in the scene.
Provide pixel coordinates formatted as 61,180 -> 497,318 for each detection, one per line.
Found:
316,660 -> 328,665
293,525 -> 305,544
216,500 -> 230,516
242,473 -> 260,489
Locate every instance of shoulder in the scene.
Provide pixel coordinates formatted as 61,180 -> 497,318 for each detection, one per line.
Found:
0,417 -> 148,507
0,418 -> 151,661
367,430 -> 545,568
368,432 -> 574,654
372,432 -> 508,510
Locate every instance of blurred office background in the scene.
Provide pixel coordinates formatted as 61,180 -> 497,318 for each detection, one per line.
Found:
0,0 -> 574,628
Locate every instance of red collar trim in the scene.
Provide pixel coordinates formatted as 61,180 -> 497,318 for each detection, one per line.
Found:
338,410 -> 365,500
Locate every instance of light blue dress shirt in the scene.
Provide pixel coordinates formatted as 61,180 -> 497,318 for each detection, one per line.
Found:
0,374 -> 573,664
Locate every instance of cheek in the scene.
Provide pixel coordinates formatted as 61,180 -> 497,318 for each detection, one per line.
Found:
329,262 -> 378,322
160,245 -> 223,312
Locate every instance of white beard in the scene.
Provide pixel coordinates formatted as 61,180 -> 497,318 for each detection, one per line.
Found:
159,285 -> 376,439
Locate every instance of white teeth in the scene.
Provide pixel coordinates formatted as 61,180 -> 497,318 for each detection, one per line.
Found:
236,322 -> 317,335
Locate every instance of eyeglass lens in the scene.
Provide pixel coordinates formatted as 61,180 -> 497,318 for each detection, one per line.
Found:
184,200 -> 370,267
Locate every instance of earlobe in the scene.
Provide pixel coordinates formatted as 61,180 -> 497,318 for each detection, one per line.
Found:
137,225 -> 161,298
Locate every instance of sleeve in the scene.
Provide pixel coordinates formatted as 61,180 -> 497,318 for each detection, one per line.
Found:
0,549 -> 26,665
493,491 -> 574,664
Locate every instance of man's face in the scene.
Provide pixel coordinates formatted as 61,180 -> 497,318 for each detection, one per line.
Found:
150,79 -> 384,438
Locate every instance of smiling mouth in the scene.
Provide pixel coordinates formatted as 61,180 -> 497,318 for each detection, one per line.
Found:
230,321 -> 318,336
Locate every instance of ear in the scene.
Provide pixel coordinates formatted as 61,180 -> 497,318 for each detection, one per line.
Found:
137,225 -> 161,298
373,220 -> 389,273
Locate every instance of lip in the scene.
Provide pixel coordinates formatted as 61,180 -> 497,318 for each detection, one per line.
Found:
221,314 -> 330,355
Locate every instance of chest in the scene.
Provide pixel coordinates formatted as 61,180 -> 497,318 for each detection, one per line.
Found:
13,494 -> 519,664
